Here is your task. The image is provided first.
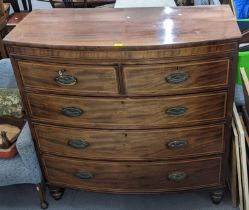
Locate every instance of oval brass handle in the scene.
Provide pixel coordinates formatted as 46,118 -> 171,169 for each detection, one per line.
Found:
62,107 -> 83,117
167,139 -> 188,150
55,70 -> 77,86
165,71 -> 189,84
166,106 -> 187,116
74,171 -> 94,180
168,171 -> 187,181
68,139 -> 89,149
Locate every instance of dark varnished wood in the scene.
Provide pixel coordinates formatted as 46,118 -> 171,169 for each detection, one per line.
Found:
17,60 -> 119,95
34,123 -> 225,161
26,92 -> 227,129
3,6 -> 241,49
36,183 -> 48,209
124,59 -> 229,95
48,186 -> 64,200
4,6 -> 240,200
210,189 -> 225,204
42,155 -> 222,193
6,43 -> 237,61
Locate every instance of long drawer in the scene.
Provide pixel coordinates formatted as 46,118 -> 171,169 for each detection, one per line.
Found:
26,92 -> 227,129
34,123 -> 224,160
42,155 -> 222,192
124,59 -> 229,95
17,61 -> 119,96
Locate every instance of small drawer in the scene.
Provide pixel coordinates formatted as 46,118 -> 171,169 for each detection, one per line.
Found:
17,61 -> 119,96
26,92 -> 227,129
34,123 -> 224,160
43,155 -> 222,193
124,59 -> 229,95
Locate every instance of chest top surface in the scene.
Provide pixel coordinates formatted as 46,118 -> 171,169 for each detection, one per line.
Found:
4,5 -> 241,50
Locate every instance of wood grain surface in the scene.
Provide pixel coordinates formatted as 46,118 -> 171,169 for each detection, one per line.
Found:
34,123 -> 225,160
42,155 -> 222,192
3,6 -> 241,49
18,60 -> 119,95
26,92 -> 227,129
5,6 -> 240,196
124,59 -> 229,95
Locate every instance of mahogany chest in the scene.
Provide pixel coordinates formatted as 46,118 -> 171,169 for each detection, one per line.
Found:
4,6 -> 241,203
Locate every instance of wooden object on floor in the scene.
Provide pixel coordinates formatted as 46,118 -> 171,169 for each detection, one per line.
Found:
4,6 -> 241,203
241,67 -> 249,114
230,128 -> 238,208
36,183 -> 48,209
233,104 -> 249,210
240,67 -> 249,136
232,121 -> 243,209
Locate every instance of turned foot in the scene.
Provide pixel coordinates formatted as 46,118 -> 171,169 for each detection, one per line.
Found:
36,183 -> 48,209
210,189 -> 225,204
40,201 -> 48,209
48,186 -> 65,200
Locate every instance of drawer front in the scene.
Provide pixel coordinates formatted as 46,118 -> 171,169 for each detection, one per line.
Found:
35,124 -> 224,160
18,61 -> 118,95
43,155 -> 222,192
124,60 -> 229,95
27,92 -> 227,129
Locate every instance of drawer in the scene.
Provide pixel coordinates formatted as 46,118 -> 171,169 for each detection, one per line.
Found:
43,155 -> 222,192
17,61 -> 119,95
34,123 -> 224,160
124,60 -> 229,95
27,92 -> 227,129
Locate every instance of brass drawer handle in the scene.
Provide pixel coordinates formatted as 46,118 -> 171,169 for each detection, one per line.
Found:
68,139 -> 89,149
168,171 -> 187,181
62,107 -> 83,117
74,171 -> 94,180
165,71 -> 189,84
167,139 -> 188,150
166,106 -> 187,116
55,70 -> 77,86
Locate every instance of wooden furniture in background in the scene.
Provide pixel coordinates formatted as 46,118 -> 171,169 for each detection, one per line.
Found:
5,0 -> 32,12
6,12 -> 28,31
4,6 -> 241,203
0,0 -> 30,58
0,0 -> 9,57
45,0 -> 115,8
5,0 -> 32,31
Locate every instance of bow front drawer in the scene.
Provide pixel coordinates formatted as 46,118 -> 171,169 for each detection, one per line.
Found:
17,61 -> 119,96
26,92 -> 227,129
124,59 -> 229,95
42,155 -> 222,193
34,123 -> 224,160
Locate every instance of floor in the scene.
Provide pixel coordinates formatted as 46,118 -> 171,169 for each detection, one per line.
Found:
0,184 -> 239,210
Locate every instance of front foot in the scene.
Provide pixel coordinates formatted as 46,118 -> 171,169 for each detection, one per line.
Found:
210,189 -> 225,204
40,201 -> 48,209
48,186 -> 65,200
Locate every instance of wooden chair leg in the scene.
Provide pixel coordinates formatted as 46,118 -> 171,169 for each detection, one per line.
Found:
36,183 -> 48,209
0,37 -> 7,58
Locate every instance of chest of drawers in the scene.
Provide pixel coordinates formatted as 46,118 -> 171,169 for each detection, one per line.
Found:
4,6 -> 241,204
